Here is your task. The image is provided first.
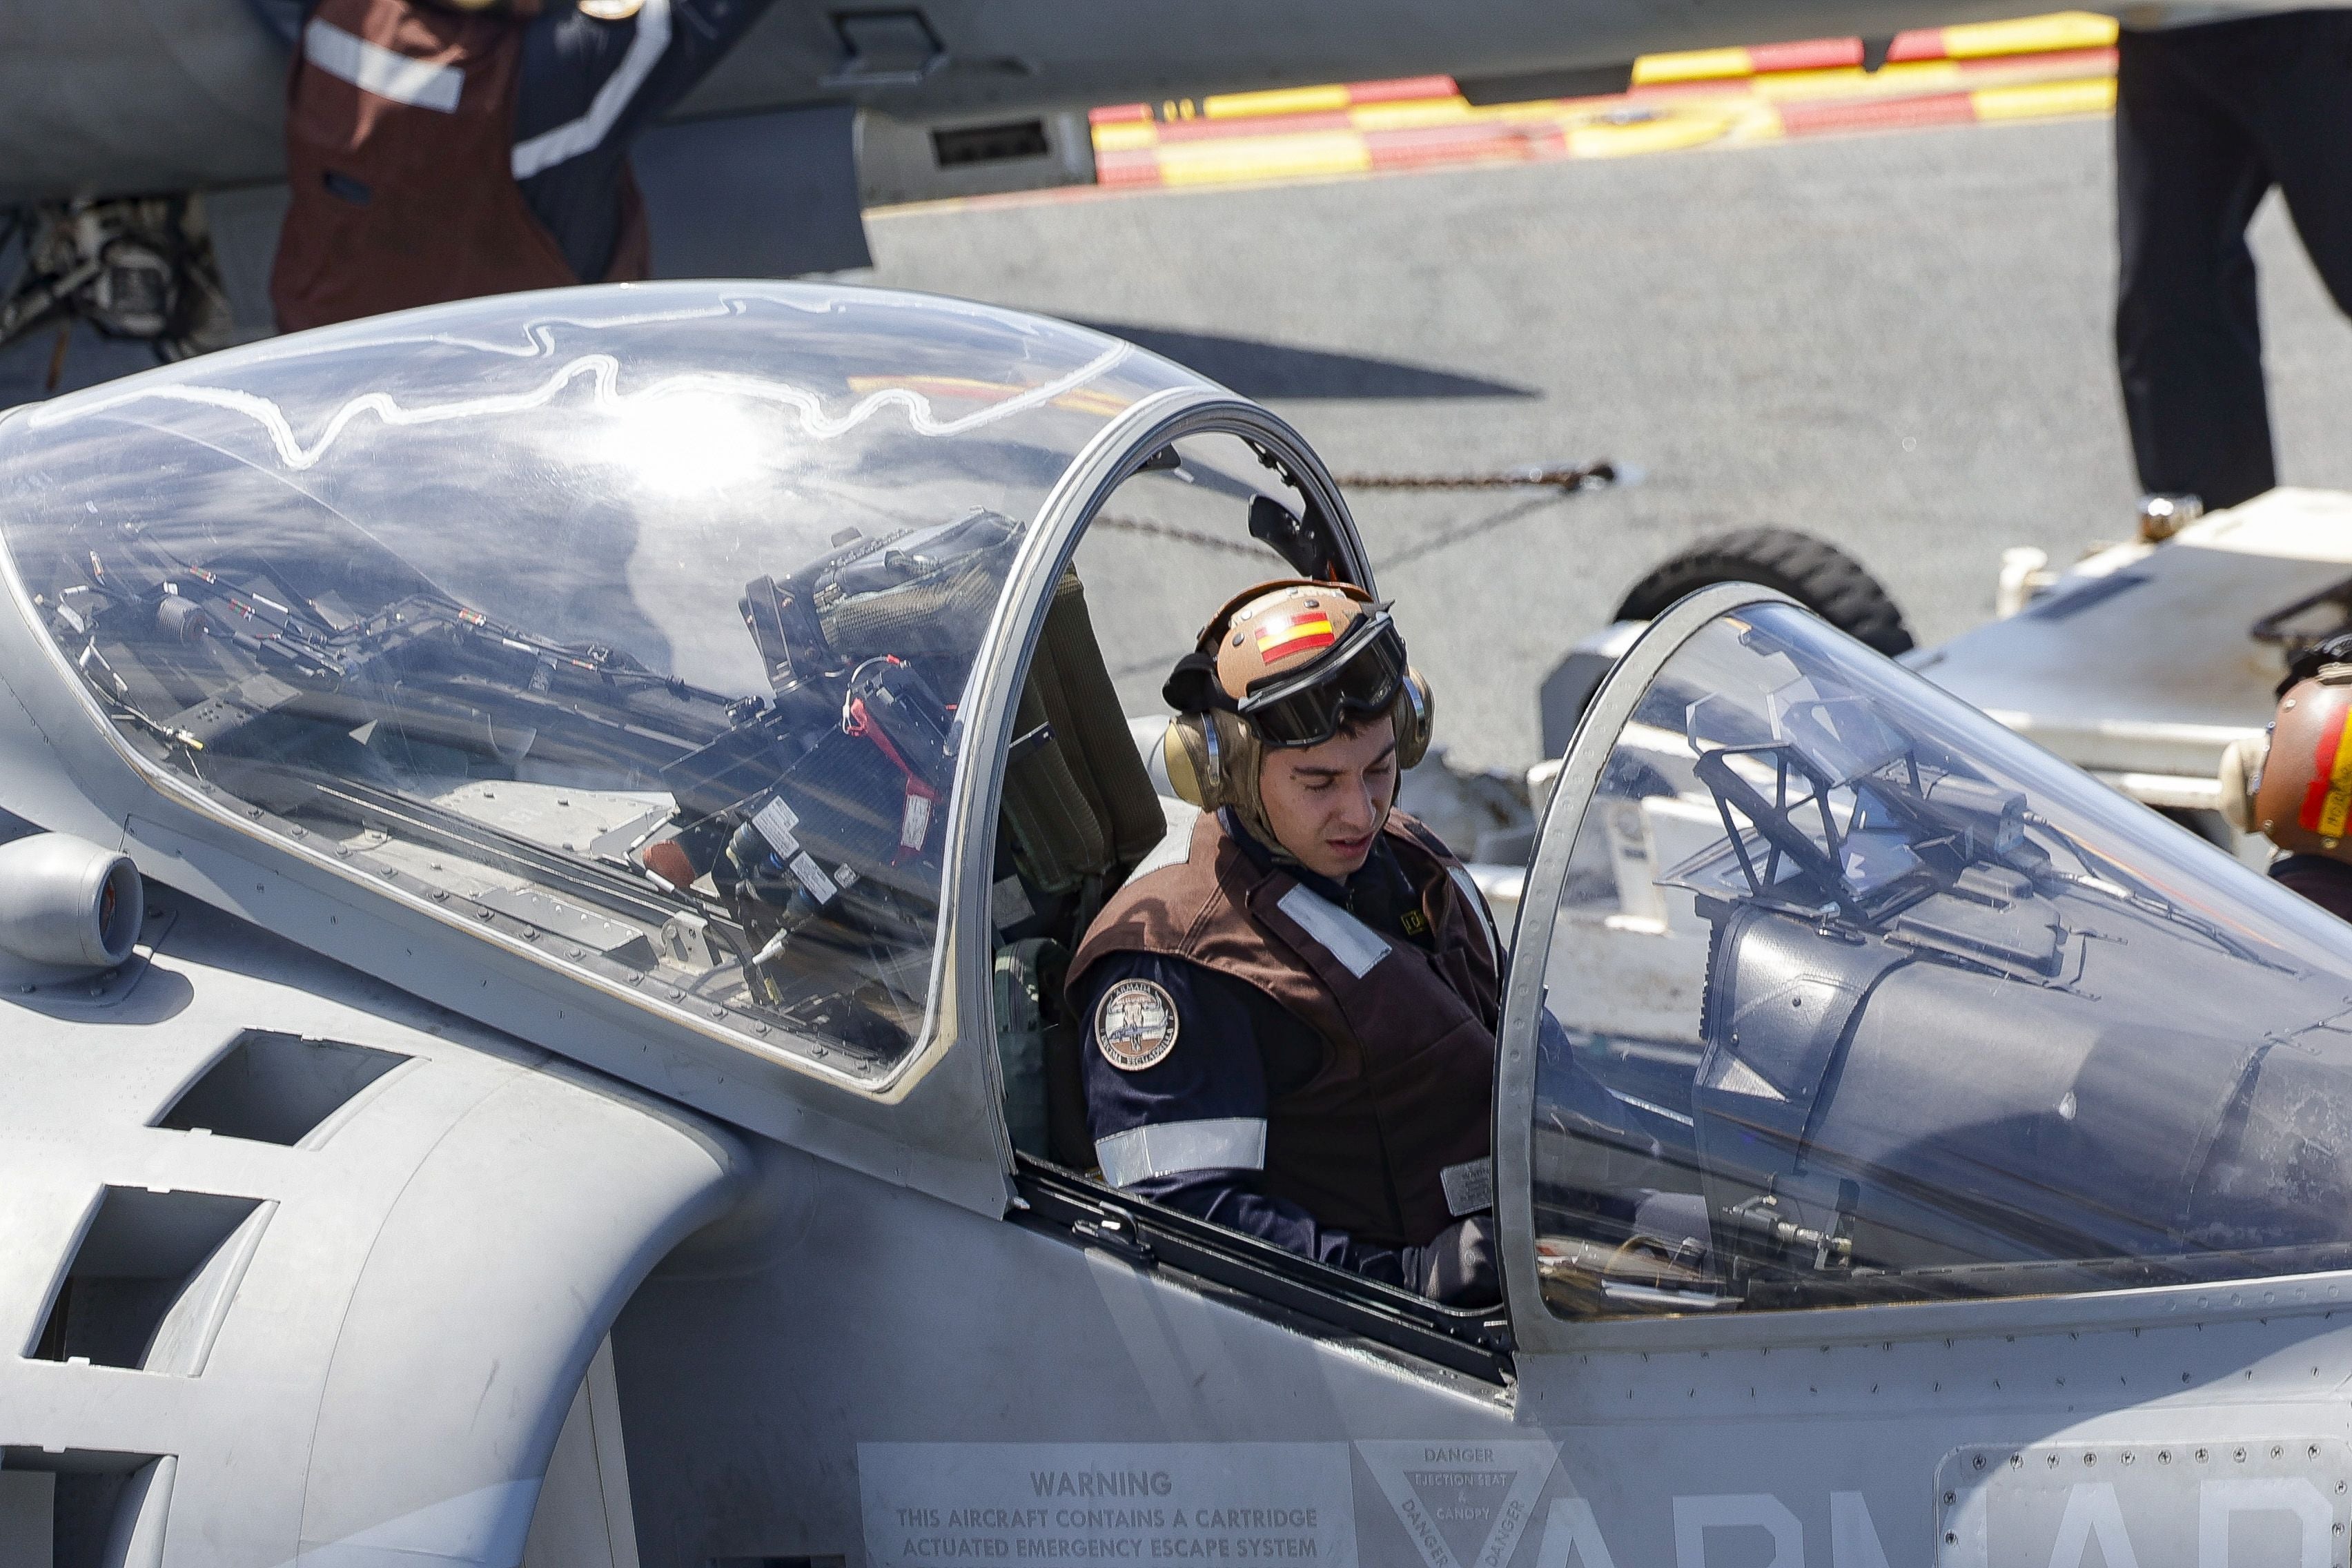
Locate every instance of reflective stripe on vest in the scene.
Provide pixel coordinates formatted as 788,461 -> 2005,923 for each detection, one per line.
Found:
304,16 -> 464,111
1096,1117 -> 1268,1186
511,0 -> 674,178
1275,883 -> 1390,979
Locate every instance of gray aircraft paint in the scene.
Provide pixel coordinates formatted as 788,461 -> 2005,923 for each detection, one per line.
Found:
2,287 -> 2351,1567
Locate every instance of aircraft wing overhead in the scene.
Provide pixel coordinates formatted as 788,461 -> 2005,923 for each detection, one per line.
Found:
1,0 -> 2336,208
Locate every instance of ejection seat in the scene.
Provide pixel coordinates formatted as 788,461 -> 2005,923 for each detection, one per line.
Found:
992,569 -> 1168,1169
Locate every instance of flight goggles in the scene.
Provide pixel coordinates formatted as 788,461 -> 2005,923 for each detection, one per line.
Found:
1232,608 -> 1409,748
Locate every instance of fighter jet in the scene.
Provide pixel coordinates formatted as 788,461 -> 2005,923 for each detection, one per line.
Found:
2,280 -> 2349,1567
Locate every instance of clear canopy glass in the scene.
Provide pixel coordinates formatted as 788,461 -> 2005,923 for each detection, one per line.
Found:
0,283 -> 1202,1075
1532,601 -> 2352,1317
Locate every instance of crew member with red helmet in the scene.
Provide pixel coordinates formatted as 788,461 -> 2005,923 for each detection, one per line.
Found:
2223,632 -> 2352,920
1065,581 -> 1508,1305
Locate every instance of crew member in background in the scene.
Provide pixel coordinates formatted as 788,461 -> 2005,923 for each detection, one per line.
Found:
271,0 -> 773,333
2113,9 -> 2352,525
2223,633 -> 2352,919
1064,581 -> 1505,1306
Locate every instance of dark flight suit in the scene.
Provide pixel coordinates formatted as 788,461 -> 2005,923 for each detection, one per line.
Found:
271,0 -> 772,332
2271,852 -> 2352,921
2115,12 -> 2352,509
1067,807 -> 1501,1293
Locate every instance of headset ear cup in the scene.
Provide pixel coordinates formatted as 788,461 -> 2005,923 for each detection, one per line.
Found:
2219,732 -> 2268,836
1394,667 -> 1435,771
1164,714 -> 1217,809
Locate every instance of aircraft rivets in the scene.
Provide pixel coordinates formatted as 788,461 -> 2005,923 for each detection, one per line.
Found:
476,909 -> 491,920
1944,1533 -> 1957,1547
2235,1449 -> 2248,1462
2083,1453 -> 2096,1467
2196,1449 -> 2210,1462
2158,1451 -> 2172,1464
431,890 -> 447,901
2047,1455 -> 2061,1469
1972,1456 -> 1985,1471
2275,1446 -> 2286,1459
1943,1491 -> 1955,1504
2121,1453 -> 2135,1466
753,1022 -> 769,1035
625,973 -> 641,985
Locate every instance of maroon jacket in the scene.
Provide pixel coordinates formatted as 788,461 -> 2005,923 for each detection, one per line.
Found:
271,0 -> 649,333
1070,810 -> 1499,1248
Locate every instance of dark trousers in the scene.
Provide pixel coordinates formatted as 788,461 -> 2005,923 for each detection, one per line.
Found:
2115,12 -> 2352,509
515,0 -> 776,282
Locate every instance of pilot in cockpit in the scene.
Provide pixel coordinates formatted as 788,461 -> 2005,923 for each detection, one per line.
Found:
1064,582 -> 1505,1306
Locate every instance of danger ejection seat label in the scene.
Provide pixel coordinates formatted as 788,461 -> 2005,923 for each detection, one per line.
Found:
858,1444 -> 1358,1568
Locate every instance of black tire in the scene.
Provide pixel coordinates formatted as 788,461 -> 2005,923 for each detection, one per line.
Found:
1614,527 -> 1915,655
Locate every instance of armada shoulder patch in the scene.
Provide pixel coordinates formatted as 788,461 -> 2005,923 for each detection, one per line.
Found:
1095,977 -> 1179,1072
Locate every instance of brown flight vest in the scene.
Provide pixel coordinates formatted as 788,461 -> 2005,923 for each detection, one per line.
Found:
271,0 -> 651,334
1069,809 -> 1500,1249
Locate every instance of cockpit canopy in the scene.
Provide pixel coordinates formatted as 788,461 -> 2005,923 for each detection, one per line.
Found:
1532,598 -> 2352,1316
0,284 -> 1204,1079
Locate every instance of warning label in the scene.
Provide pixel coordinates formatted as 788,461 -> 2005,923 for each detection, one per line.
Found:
859,1444 -> 1357,1568
1354,1443 -> 1556,1568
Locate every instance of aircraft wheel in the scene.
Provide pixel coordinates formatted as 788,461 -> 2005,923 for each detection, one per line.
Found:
1616,527 -> 1914,655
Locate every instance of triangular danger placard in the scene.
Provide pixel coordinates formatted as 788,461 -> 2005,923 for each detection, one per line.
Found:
1357,1441 -> 1558,1568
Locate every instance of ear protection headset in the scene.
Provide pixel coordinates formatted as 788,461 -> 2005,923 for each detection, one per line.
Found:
1158,579 -> 1433,814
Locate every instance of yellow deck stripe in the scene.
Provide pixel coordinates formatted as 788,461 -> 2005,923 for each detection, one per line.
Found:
1941,11 -> 2115,59
1567,108 -> 1741,158
1633,46 -> 1755,86
1203,84 -> 1355,119
1091,121 -> 1159,153
1970,76 -> 2115,121
1155,131 -> 1373,185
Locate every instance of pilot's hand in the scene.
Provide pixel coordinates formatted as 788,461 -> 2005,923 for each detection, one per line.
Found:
1415,1216 -> 1499,1307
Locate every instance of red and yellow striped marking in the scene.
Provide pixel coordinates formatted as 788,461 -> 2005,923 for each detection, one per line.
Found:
2300,700 -> 2352,839
1630,11 -> 2116,84
1079,12 -> 2117,196
1256,613 -> 1337,664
